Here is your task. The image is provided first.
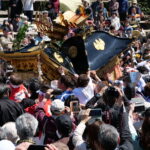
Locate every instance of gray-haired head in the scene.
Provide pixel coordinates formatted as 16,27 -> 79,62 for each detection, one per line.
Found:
15,113 -> 38,140
2,122 -> 18,144
98,124 -> 119,150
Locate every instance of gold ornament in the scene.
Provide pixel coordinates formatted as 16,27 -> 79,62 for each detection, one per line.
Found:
93,38 -> 105,50
68,46 -> 78,58
54,52 -> 64,63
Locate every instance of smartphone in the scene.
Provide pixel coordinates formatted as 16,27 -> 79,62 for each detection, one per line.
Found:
89,109 -> 102,117
131,97 -> 145,113
134,104 -> 145,113
27,145 -> 46,150
70,101 -> 80,113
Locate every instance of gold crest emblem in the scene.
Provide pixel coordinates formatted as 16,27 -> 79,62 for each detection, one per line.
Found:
54,52 -> 64,63
93,38 -> 105,50
68,46 -> 78,58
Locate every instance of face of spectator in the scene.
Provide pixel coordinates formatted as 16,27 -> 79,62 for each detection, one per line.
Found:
127,30 -> 132,35
84,2 -> 89,7
58,79 -> 66,90
131,7 -> 137,14
132,3 -> 137,6
15,17 -> 20,22
22,38 -> 29,46
125,22 -> 129,27
43,12 -> 48,17
48,4 -> 52,8
39,32 -> 44,37
3,31 -> 9,36
99,11 -> 103,17
4,20 -> 9,25
112,13 -> 117,18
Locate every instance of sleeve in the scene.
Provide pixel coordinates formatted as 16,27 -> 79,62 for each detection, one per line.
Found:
0,37 -> 8,45
119,112 -> 134,150
72,122 -> 87,150
85,95 -> 100,109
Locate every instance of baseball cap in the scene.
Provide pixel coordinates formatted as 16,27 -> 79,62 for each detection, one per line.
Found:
56,114 -> 72,136
51,99 -> 65,114
42,10 -> 48,14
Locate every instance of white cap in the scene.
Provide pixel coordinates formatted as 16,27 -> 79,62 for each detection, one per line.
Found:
132,0 -> 137,3
0,140 -> 15,150
51,99 -> 65,114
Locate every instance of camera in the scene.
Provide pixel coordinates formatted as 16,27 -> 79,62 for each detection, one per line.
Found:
89,109 -> 102,117
70,101 -> 80,113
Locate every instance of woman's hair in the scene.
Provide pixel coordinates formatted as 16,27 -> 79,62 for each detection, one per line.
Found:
103,86 -> 120,107
0,84 -> 10,98
86,120 -> 103,150
28,80 -> 40,99
2,122 -> 18,144
59,75 -> 76,89
77,74 -> 89,87
124,84 -> 136,100
15,113 -> 38,140
3,20 -> 8,25
97,124 -> 119,150
141,108 -> 150,150
86,121 -> 119,150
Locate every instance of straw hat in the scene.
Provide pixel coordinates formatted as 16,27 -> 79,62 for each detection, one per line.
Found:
132,0 -> 137,4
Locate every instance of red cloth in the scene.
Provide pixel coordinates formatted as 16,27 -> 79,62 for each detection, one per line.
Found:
9,84 -> 29,102
44,100 -> 52,117
25,104 -> 38,115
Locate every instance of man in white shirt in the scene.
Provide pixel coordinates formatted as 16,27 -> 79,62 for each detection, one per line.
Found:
73,74 -> 94,105
110,12 -> 121,31
21,0 -> 35,22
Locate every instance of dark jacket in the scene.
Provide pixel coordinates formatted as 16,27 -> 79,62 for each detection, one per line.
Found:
118,111 -> 133,150
0,97 -> 24,126
35,108 -> 58,144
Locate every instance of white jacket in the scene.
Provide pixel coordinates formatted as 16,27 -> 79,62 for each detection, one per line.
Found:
73,122 -> 87,150
22,0 -> 35,11
110,16 -> 120,31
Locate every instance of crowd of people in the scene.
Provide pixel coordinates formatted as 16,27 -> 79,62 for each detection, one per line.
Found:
0,0 -> 148,51
0,0 -> 150,150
